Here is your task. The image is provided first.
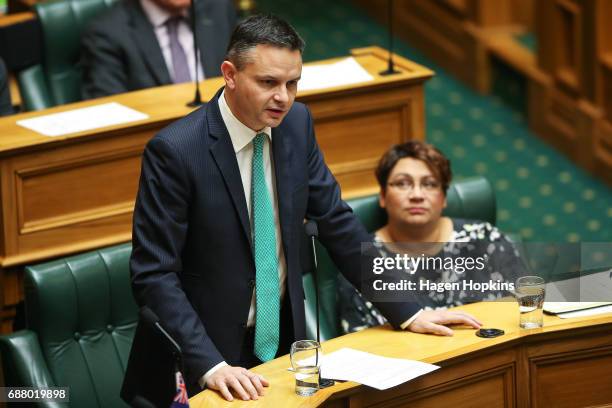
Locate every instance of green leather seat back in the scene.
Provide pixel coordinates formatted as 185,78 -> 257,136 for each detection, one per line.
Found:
305,176 -> 496,340
24,243 -> 136,407
19,0 -> 116,110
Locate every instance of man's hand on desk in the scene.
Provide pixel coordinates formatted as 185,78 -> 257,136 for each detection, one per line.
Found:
207,365 -> 269,402
408,310 -> 482,336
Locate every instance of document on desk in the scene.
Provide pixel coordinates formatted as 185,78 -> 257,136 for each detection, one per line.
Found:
298,57 -> 374,91
300,348 -> 439,390
17,102 -> 149,137
556,304 -> 612,319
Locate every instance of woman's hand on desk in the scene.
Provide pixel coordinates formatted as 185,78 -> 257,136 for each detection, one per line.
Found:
408,310 -> 482,336
207,365 -> 269,401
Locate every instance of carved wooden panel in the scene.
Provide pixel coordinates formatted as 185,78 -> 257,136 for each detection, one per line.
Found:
16,152 -> 140,234
0,128 -> 154,266
594,120 -> 612,185
553,0 -> 582,94
601,56 -> 612,122
348,350 -> 516,408
528,331 -> 612,408
306,84 -> 423,198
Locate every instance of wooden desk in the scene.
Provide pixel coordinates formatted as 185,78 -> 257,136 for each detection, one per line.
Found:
191,301 -> 612,408
0,46 -> 432,331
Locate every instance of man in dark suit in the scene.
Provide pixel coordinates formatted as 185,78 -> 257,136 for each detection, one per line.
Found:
80,0 -> 236,99
122,14 -> 481,406
0,57 -> 13,116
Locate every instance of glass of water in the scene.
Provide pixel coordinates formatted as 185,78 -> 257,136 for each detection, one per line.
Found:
515,276 -> 546,329
290,340 -> 321,396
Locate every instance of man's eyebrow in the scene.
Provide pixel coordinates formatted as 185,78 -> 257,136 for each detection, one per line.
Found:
254,75 -> 302,82
256,75 -> 278,81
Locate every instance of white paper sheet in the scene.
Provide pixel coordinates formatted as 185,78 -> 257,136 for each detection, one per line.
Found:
557,305 -> 612,319
296,347 -> 439,390
17,102 -> 149,137
544,301 -> 612,314
298,57 -> 374,92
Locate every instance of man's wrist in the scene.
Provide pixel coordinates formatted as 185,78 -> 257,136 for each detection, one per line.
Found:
400,309 -> 423,330
199,361 -> 229,389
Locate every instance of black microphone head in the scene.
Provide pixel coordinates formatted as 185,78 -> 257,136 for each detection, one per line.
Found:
139,306 -> 159,326
130,395 -> 157,408
305,220 -> 318,238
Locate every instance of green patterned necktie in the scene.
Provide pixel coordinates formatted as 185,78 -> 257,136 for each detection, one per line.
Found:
251,133 -> 280,362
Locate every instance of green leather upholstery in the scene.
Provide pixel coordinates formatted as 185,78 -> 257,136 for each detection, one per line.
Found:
18,0 -> 116,111
0,243 -> 136,408
304,176 -> 497,341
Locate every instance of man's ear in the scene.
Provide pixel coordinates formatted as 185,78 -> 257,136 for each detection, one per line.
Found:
443,195 -> 447,209
221,61 -> 237,89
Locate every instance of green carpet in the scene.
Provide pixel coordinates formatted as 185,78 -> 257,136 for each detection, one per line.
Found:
257,0 -> 612,242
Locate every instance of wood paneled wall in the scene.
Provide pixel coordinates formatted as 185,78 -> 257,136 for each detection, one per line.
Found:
353,0 -> 612,184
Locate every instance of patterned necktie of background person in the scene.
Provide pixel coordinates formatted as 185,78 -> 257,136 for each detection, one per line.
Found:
166,17 -> 191,83
251,133 -> 280,362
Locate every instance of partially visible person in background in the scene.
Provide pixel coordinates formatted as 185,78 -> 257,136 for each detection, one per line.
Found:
339,141 -> 526,335
0,57 -> 14,116
80,0 -> 236,98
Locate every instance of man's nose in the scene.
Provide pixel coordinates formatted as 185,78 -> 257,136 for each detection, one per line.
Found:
274,86 -> 289,104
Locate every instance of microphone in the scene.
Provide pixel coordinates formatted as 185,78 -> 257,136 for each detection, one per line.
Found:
187,0 -> 203,107
304,220 -> 334,388
129,395 -> 157,408
139,306 -> 183,370
379,0 -> 400,76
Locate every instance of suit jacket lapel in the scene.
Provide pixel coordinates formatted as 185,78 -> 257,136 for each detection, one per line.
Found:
272,126 -> 293,261
127,0 -> 172,85
207,91 -> 253,249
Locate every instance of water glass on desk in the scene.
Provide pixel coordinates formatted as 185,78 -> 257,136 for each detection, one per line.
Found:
516,276 -> 546,328
290,340 -> 321,396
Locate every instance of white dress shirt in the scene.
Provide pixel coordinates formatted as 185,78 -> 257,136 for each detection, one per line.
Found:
200,90 -> 288,387
140,0 -> 205,82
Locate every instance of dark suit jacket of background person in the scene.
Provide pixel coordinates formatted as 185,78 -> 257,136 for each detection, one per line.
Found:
0,58 -> 13,116
80,0 -> 236,99
120,88 -> 419,406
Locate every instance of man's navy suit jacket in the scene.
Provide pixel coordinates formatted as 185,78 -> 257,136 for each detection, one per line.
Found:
121,89 -> 418,406
80,0 -> 236,99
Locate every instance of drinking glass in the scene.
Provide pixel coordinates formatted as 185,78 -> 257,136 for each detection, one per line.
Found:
289,340 -> 321,396
516,276 -> 546,328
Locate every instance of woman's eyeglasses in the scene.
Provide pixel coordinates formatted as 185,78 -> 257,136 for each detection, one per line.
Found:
387,178 -> 441,193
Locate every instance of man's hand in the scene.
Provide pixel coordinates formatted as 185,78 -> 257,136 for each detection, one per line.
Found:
408,310 -> 482,336
206,365 -> 269,401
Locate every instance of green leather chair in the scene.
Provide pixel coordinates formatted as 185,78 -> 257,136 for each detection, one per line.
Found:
0,243 -> 136,408
304,176 -> 498,341
18,0 -> 116,111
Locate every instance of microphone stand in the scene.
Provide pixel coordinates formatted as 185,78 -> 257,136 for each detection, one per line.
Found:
187,0 -> 203,107
306,221 -> 334,389
379,0 -> 400,76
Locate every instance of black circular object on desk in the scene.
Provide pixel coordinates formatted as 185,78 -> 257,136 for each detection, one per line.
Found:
319,378 -> 335,388
476,328 -> 505,338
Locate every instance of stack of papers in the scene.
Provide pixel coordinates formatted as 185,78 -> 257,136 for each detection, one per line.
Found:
17,102 -> 149,137
298,57 -> 374,92
544,302 -> 612,314
296,347 -> 439,390
555,304 -> 612,319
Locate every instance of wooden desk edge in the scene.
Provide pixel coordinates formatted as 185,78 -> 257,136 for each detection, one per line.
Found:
190,302 -> 612,407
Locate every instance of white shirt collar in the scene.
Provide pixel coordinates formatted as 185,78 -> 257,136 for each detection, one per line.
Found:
140,0 -> 187,28
218,89 -> 272,153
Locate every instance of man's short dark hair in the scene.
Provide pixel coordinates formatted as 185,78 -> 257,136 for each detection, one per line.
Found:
225,14 -> 305,70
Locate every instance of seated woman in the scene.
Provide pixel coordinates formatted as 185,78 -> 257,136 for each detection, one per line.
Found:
339,141 -> 524,335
